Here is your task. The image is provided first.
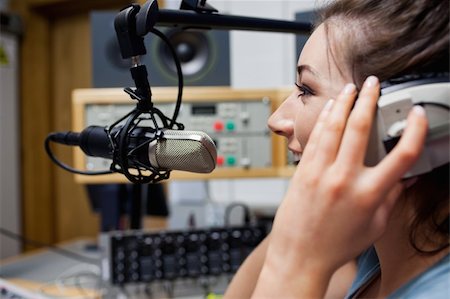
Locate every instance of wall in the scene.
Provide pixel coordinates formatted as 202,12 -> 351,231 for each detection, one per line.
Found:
0,19 -> 21,259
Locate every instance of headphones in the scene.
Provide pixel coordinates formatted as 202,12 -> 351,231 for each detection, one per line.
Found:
366,72 -> 449,178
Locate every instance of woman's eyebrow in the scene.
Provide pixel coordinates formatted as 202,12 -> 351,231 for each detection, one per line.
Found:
297,64 -> 320,78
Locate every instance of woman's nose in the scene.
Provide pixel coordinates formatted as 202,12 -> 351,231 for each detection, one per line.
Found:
268,104 -> 295,137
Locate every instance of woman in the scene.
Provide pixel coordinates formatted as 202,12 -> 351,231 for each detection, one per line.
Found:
225,0 -> 449,298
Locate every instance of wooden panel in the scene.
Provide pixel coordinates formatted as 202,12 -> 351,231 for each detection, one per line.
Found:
71,87 -> 291,183
11,1 -> 56,249
51,13 -> 99,242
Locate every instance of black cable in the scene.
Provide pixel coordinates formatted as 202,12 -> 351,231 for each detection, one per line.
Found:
45,133 -> 113,176
0,227 -> 98,264
149,27 -> 184,129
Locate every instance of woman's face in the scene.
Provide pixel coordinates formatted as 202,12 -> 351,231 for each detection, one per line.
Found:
268,23 -> 351,161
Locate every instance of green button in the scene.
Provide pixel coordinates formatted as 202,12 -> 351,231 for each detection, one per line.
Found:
226,121 -> 235,131
227,156 -> 236,166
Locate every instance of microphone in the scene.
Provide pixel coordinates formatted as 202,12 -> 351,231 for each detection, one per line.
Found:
48,126 -> 217,177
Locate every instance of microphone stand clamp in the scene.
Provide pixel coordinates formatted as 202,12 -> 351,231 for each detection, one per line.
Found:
105,1 -> 182,184
180,0 -> 218,14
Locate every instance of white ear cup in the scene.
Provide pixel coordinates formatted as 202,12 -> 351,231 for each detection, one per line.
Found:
366,80 -> 450,178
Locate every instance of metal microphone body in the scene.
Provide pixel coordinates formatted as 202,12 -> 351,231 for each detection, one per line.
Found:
77,126 -> 217,173
148,130 -> 217,173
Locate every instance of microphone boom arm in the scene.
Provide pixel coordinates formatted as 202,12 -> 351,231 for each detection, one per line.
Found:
154,7 -> 312,34
115,0 -> 313,60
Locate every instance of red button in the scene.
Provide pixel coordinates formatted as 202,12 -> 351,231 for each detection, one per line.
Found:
217,155 -> 224,166
213,121 -> 224,132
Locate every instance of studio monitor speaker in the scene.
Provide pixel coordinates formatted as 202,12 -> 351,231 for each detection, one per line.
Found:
91,11 -> 231,87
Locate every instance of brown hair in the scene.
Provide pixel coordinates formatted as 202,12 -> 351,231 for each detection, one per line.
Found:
318,0 -> 449,87
318,0 -> 449,254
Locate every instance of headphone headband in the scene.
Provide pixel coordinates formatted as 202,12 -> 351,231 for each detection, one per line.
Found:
381,72 -> 450,95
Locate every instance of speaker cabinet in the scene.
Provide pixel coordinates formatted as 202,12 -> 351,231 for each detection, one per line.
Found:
91,11 -> 231,87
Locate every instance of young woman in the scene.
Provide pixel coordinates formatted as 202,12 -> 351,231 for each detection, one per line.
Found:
225,0 -> 449,298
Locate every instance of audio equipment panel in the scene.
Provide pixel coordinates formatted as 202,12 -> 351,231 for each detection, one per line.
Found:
99,225 -> 267,285
72,87 -> 292,183
85,100 -> 271,170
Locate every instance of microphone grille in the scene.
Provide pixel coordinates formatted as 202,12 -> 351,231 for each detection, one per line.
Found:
151,130 -> 217,173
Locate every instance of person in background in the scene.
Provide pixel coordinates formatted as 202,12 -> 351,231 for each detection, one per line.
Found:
225,0 -> 449,298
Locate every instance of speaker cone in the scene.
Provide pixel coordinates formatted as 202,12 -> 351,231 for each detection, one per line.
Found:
159,30 -> 210,77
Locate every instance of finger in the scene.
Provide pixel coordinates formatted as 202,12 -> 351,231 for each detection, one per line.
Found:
314,83 -> 357,168
336,76 -> 380,165
370,105 -> 428,192
300,99 -> 334,163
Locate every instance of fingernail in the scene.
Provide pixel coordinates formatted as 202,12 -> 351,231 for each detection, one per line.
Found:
413,105 -> 426,116
364,76 -> 379,88
343,83 -> 356,94
323,99 -> 334,111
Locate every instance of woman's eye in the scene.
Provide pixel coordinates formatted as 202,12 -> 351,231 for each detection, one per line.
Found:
295,83 -> 314,102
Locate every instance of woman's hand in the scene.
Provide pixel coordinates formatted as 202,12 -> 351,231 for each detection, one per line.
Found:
252,76 -> 428,298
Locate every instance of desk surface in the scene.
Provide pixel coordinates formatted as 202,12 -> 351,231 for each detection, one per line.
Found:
0,239 -> 102,298
1,239 -> 99,283
0,239 -> 228,298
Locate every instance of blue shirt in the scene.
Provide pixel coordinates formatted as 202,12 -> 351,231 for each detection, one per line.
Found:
345,247 -> 450,298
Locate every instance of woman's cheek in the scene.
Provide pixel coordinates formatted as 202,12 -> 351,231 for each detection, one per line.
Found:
295,118 -> 315,150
